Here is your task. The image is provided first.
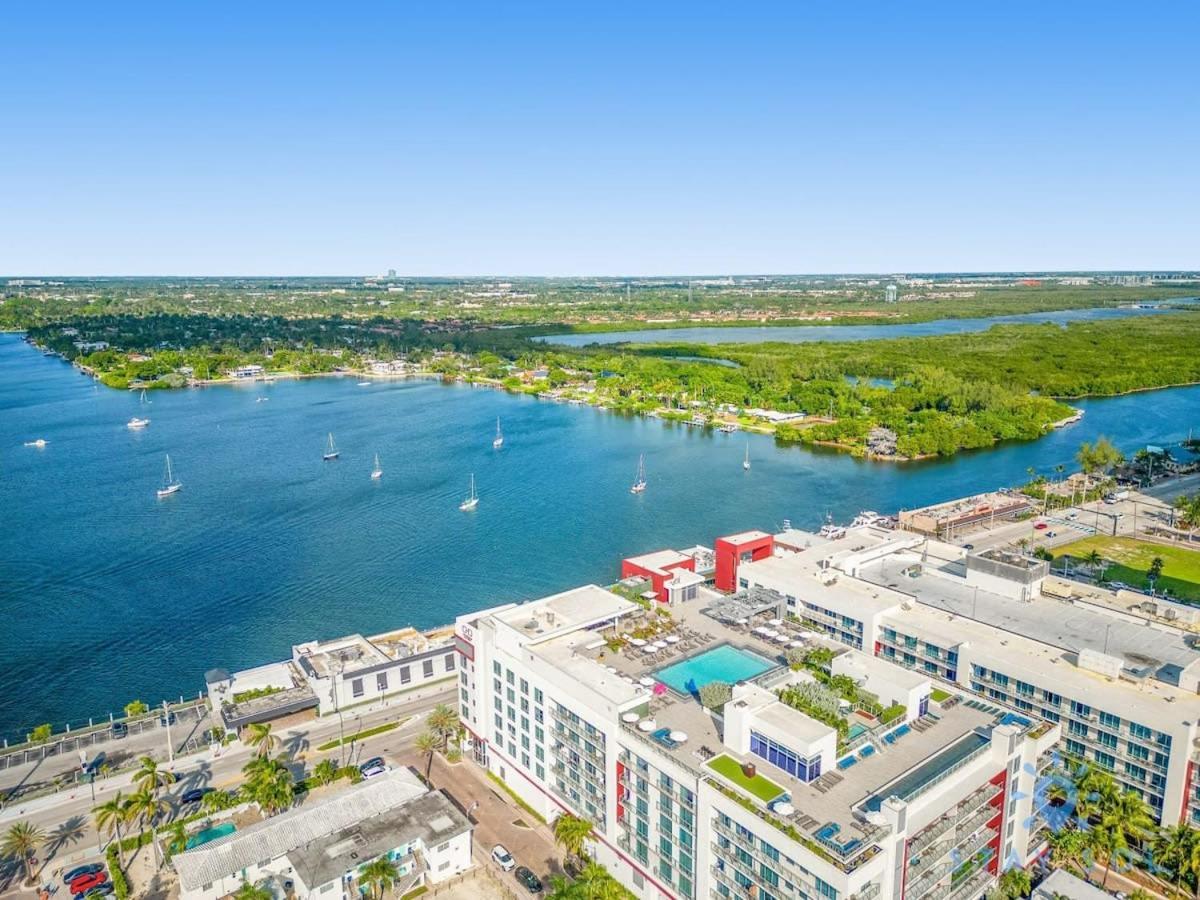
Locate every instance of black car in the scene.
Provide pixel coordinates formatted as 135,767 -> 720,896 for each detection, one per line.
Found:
159,711 -> 177,727
359,756 -> 385,773
514,866 -> 543,894
82,885 -> 114,899
181,787 -> 213,804
110,722 -> 128,739
63,865 -> 104,885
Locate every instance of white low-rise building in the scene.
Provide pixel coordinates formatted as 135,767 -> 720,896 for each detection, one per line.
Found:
172,767 -> 472,900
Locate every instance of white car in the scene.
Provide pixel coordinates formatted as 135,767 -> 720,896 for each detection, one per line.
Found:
361,763 -> 389,779
492,844 -> 516,872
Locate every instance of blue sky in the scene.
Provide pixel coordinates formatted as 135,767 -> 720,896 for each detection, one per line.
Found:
2,2 -> 1196,276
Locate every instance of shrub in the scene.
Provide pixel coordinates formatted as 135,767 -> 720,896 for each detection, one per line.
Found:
27,724 -> 52,744
105,845 -> 130,900
698,682 -> 732,711
879,703 -> 907,725
123,700 -> 149,717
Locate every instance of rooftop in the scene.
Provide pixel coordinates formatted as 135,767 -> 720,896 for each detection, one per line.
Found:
718,529 -> 772,545
774,529 -> 832,553
173,768 -> 468,891
492,584 -> 638,643
296,634 -> 391,678
625,548 -> 694,575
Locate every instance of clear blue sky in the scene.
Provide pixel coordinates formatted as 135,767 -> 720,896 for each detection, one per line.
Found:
2,1 -> 1196,276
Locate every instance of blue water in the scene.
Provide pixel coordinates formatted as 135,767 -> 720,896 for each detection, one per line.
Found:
1,333 -> 1199,739
536,304 -> 1189,346
863,731 -> 991,811
186,822 -> 236,849
653,644 -> 777,695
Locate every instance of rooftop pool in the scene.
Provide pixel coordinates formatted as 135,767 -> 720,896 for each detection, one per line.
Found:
863,731 -> 990,811
654,644 -> 777,696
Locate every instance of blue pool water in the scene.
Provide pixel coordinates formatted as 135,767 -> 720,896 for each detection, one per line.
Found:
654,644 -> 777,695
186,822 -> 236,848
848,723 -> 868,740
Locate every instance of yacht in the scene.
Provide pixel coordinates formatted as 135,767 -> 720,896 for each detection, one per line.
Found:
492,418 -> 504,450
371,453 -> 383,480
156,454 -> 182,498
630,454 -> 647,494
127,417 -> 150,429
24,439 -> 48,448
323,433 -> 339,461
459,474 -> 479,511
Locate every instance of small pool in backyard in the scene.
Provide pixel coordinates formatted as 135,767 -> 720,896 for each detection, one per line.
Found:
654,644 -> 777,695
186,822 -> 236,849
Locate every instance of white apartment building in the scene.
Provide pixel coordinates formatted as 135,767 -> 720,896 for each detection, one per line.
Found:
456,583 -> 1060,900
172,768 -> 472,900
738,528 -> 1200,828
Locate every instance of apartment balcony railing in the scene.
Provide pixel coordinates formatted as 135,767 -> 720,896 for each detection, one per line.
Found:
947,868 -> 994,900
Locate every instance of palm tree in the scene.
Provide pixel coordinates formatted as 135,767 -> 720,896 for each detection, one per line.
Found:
572,862 -> 626,900
245,723 -> 281,758
1046,828 -> 1091,883
241,755 -> 294,816
232,880 -> 273,900
133,755 -> 176,797
1152,823 -> 1194,898
201,789 -> 234,816
998,866 -> 1032,899
1096,790 -> 1154,889
415,731 -> 439,782
311,758 -> 339,787
552,813 -> 594,866
1084,549 -> 1105,580
124,786 -> 169,868
2,821 -> 45,885
93,792 -> 129,866
426,705 -> 460,752
165,821 -> 188,858
358,857 -> 400,899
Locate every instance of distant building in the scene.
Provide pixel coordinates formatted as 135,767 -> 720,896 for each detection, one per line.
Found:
230,364 -> 264,379
885,284 -> 898,303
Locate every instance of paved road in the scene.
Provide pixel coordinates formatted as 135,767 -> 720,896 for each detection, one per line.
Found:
0,686 -> 456,898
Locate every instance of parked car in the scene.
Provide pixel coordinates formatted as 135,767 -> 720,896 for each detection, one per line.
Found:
63,865 -> 104,885
181,787 -> 213,804
1046,531 -> 1057,538
82,752 -> 107,775
1034,522 -> 1048,530
110,722 -> 128,739
491,844 -> 516,872
159,711 -> 177,727
1066,512 -> 1078,519
82,885 -> 114,898
515,866 -> 543,893
361,762 -> 388,779
69,872 -> 108,895
962,543 -> 974,550
359,757 -> 385,773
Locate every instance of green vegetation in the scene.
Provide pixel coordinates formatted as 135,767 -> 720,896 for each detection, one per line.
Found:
698,681 -> 733,710
123,699 -> 149,717
358,857 -> 400,900
26,723 -> 52,744
105,844 -> 131,900
244,722 -> 281,757
776,682 -> 850,739
486,770 -> 548,825
2,821 -> 44,885
315,719 -> 403,751
707,754 -> 785,803
546,861 -> 636,899
552,812 -> 595,866
231,685 -> 283,704
930,688 -> 952,703
878,703 -> 907,726
1052,536 -> 1200,602
240,753 -> 295,815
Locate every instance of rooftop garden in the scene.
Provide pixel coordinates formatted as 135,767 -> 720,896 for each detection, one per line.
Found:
707,754 -> 785,803
779,649 -> 907,744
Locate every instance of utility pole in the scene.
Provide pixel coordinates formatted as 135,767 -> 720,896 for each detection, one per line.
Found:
332,660 -> 347,767
162,700 -> 174,764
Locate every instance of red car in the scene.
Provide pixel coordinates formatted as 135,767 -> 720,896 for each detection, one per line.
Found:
1033,522 -> 1048,530
70,873 -> 108,895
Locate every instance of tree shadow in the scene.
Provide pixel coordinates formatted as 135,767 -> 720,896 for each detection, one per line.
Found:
282,731 -> 309,759
42,815 -> 87,868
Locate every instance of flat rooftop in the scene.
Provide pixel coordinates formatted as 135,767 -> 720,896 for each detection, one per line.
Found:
296,634 -> 391,677
774,529 -> 832,552
492,584 -> 638,642
719,530 -> 772,545
625,548 -> 693,574
742,553 -> 907,618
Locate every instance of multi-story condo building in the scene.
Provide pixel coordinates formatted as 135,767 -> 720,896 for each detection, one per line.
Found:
456,580 -> 1060,900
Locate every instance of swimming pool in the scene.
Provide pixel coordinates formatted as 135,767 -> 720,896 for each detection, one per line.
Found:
654,644 -> 777,695
186,822 -> 236,849
848,723 -> 869,741
863,732 -> 990,811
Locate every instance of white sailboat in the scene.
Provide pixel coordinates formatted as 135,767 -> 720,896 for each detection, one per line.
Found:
371,453 -> 383,480
459,473 -> 479,511
630,454 -> 647,494
323,433 -> 339,461
743,444 -> 751,471
492,417 -> 504,449
156,454 -> 182,498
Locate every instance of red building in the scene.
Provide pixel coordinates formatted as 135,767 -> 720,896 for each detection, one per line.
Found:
621,549 -> 697,604
714,530 -> 774,592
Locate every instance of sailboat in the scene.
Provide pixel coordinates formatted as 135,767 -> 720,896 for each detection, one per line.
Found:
492,417 -> 504,449
371,453 -> 383,480
323,433 -> 339,461
630,454 -> 647,494
156,454 -> 182,498
743,444 -> 751,471
459,473 -> 479,511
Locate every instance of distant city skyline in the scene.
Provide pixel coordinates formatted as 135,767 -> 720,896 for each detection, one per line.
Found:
2,2 -> 1197,276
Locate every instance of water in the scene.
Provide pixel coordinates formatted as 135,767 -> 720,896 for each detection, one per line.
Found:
2,333 -> 1199,739
536,305 -> 1188,346
652,644 -> 777,695
186,822 -> 236,849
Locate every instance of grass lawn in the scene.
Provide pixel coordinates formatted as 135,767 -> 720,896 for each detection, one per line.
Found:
930,688 -> 952,703
1052,536 -> 1200,603
707,754 -> 784,803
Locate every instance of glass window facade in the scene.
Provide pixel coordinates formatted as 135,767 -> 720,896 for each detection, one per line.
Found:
750,731 -> 822,782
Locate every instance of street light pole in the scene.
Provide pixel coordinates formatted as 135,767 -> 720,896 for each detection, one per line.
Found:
332,661 -> 347,767
162,700 -> 174,764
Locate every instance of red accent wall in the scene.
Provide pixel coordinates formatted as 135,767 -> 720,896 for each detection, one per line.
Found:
714,534 -> 774,592
986,769 -> 1007,876
620,556 -> 696,603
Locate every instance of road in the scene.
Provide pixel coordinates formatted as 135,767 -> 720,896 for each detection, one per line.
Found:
0,685 -> 456,897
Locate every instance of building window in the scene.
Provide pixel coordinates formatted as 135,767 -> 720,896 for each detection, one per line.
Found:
424,660 -> 435,677
444,653 -> 455,672
376,672 -> 388,692
351,678 -> 364,698
400,666 -> 411,685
